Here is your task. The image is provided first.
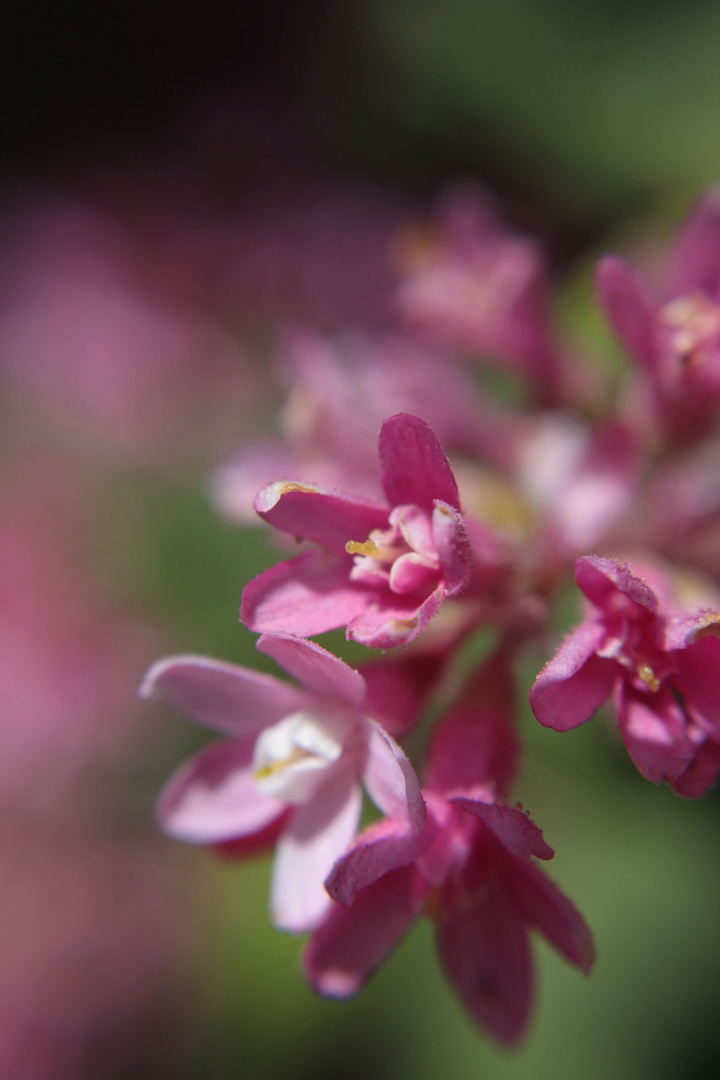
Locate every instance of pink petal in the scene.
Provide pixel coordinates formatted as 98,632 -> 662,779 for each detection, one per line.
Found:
508,858 -> 595,974
438,881 -> 533,1045
139,654 -> 307,736
379,414 -> 460,512
303,866 -> 422,998
325,816 -> 429,906
529,620 -> 616,731
575,555 -> 657,613
425,707 -> 519,798
157,737 -> 286,843
388,551 -> 439,594
595,254 -> 658,370
270,764 -> 362,932
241,550 -> 370,637
669,188 -> 720,298
617,683 -> 695,784
674,635 -> 720,731
432,501 -> 470,596
671,737 -> 720,798
451,798 -> 554,860
362,720 -> 426,829
256,631 -> 366,707
358,656 -> 433,739
346,584 -> 444,650
253,481 -> 388,555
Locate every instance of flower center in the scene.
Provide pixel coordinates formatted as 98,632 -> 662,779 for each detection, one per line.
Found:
662,294 -> 720,368
252,710 -> 351,804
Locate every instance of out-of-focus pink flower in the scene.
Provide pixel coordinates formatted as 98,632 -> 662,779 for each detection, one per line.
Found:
394,186 -> 564,402
303,707 -> 593,1044
530,555 -> 720,796
597,190 -> 720,447
241,414 -> 471,650
141,631 -> 424,932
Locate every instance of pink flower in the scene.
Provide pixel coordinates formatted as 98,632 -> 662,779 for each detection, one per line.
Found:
597,189 -> 720,446
241,413 -> 470,649
529,555 -> 720,796
141,631 -> 425,932
303,707 -> 593,1044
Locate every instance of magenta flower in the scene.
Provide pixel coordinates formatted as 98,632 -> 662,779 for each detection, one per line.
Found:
530,555 -> 720,796
140,631 -> 425,932
241,413 -> 470,649
303,706 -> 593,1044
597,189 -> 720,445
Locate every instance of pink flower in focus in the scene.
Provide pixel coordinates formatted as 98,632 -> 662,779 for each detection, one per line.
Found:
597,189 -> 720,446
241,413 -> 470,650
530,555 -> 720,796
303,707 -> 593,1044
141,632 -> 424,932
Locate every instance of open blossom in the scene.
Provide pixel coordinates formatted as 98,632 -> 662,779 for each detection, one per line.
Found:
241,413 -> 471,650
141,631 -> 424,932
597,189 -> 720,446
530,555 -> 720,796
303,706 -> 594,1044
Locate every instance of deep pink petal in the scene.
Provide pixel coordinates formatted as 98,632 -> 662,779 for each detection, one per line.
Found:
325,816 -> 429,906
575,555 -> 657,613
671,737 -> 720,798
595,254 -> 658,370
451,798 -> 554,860
358,656 -> 433,739
379,413 -> 460,511
432,501 -> 470,596
156,737 -> 285,843
529,620 -> 616,731
346,583 -> 443,650
253,481 -> 388,555
303,866 -> 422,998
669,188 -> 720,297
438,881 -> 533,1045
241,550 -> 370,637
425,707 -> 519,798
362,720 -> 426,829
617,683 -> 695,784
508,858 -> 595,974
270,764 -> 362,932
256,631 -> 366,707
673,635 -> 720,731
139,654 -> 306,736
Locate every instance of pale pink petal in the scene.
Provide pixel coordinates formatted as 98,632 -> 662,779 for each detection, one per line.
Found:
508,858 -> 595,973
139,654 -> 306,736
529,620 -> 616,731
451,798 -> 554,860
669,188 -> 720,298
303,866 -> 421,997
432,501 -> 470,596
595,255 -> 658,370
379,414 -> 460,511
347,584 -> 444,650
271,764 -> 362,932
241,550 -> 370,637
617,683 -> 695,784
438,882 -> 533,1045
254,481 -> 388,555
256,631 -> 366,707
157,737 -> 286,843
425,707 -> 519,798
325,816 -> 429,906
362,720 -> 425,828
575,555 -> 657,613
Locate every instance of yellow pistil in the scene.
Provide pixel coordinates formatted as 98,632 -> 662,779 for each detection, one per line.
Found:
637,664 -> 660,693
253,748 -> 307,781
345,539 -> 379,557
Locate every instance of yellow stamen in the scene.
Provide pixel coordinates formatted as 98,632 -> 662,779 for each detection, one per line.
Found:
345,539 -> 378,557
637,664 -> 660,693
253,749 -> 307,781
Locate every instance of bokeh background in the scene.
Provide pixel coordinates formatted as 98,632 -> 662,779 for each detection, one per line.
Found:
3,1 -> 720,1076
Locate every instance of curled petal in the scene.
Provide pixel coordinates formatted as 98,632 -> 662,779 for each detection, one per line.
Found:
379,414 -> 460,511
347,584 -> 444,650
363,720 -> 425,829
325,816 -> 429,906
451,798 -> 554,861
432,500 -> 470,596
575,555 -> 657,614
529,620 -> 616,731
257,631 -> 366,707
617,683 -> 696,784
254,481 -> 388,555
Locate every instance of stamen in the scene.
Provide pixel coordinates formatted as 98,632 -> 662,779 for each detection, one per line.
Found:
345,539 -> 378,557
253,748 -> 307,781
637,664 -> 660,693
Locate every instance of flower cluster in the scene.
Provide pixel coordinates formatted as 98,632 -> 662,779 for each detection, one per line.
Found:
143,186 -> 720,1044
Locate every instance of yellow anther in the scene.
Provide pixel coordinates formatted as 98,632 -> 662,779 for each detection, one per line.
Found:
253,748 -> 307,781
345,539 -> 379,557
637,664 -> 660,693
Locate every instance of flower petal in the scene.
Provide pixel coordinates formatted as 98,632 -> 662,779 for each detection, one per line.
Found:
242,550 -> 370,637
451,798 -> 554,860
325,816 -> 429,906
379,414 -> 460,511
139,655 -> 306,736
508,858 -> 595,974
157,737 -> 286,843
270,763 -> 362,932
529,620 -> 616,731
617,683 -> 695,784
256,632 -> 366,707
425,707 -> 519,799
432,500 -> 470,596
303,866 -> 421,998
254,481 -> 388,555
363,720 -> 426,829
595,254 -> 658,370
346,584 -> 444,650
575,555 -> 657,613
669,188 -> 720,297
